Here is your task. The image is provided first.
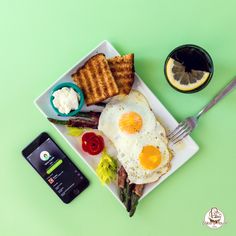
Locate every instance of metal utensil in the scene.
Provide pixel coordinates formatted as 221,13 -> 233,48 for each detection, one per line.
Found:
168,77 -> 236,144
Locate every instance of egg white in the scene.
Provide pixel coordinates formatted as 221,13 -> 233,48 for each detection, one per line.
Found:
98,90 -> 171,184
117,125 -> 171,184
98,90 -> 157,148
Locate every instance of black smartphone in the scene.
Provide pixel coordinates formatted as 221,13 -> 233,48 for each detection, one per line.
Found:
22,132 -> 89,204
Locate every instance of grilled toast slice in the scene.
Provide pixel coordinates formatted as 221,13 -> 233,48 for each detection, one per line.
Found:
72,54 -> 119,105
107,54 -> 135,95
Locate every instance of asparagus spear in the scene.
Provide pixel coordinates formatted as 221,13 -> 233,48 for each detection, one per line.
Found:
129,184 -> 145,217
119,188 -> 125,203
124,181 -> 134,212
117,166 -> 133,210
47,118 -> 68,125
129,193 -> 140,217
118,166 -> 145,216
48,111 -> 101,129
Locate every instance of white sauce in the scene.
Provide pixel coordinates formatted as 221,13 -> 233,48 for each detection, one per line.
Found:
52,87 -> 79,114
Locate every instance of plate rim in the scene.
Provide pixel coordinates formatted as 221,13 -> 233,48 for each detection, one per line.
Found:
34,39 -> 199,204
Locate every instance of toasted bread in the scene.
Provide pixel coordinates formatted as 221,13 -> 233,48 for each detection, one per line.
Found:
72,54 -> 119,105
107,54 -> 135,95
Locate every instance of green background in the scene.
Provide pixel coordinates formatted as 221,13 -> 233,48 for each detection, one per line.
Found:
0,0 -> 235,235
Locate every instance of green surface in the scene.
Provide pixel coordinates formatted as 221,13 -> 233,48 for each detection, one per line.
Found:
0,0 -> 236,235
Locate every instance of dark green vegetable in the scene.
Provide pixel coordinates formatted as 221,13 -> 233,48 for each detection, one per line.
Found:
48,111 -> 101,128
129,184 -> 145,217
119,188 -> 125,203
129,193 -> 140,217
47,118 -> 68,125
124,181 -> 134,212
117,166 -> 144,216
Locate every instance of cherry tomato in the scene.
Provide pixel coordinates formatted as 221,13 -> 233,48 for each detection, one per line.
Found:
81,132 -> 104,155
87,135 -> 104,155
82,132 -> 96,152
82,132 -> 96,143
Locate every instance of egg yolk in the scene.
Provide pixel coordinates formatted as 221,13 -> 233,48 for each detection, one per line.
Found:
119,112 -> 143,134
139,145 -> 162,170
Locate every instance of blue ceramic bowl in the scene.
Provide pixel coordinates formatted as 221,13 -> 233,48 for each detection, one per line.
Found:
50,82 -> 84,117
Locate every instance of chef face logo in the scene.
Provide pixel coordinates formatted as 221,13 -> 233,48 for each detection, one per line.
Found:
40,151 -> 51,161
203,207 -> 226,229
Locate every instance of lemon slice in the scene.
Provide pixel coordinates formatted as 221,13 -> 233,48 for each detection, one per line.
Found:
166,58 -> 210,91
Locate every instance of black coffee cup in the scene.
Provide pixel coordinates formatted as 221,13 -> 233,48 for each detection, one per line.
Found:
164,44 -> 214,93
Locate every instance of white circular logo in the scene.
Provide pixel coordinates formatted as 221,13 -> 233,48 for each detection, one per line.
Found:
203,207 -> 225,229
40,151 -> 51,161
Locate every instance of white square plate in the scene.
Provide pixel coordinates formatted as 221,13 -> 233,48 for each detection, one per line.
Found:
35,40 -> 199,204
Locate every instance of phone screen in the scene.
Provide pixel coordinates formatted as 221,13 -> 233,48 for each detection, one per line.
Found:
22,133 -> 89,204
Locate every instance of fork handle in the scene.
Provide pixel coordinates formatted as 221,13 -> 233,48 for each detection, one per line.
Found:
196,77 -> 236,119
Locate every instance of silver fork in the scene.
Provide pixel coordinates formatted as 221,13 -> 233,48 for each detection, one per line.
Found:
168,77 -> 236,144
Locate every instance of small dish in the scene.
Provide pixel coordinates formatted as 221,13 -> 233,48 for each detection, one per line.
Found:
50,82 -> 84,116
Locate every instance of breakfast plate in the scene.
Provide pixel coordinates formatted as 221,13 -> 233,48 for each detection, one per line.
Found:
35,40 -> 199,205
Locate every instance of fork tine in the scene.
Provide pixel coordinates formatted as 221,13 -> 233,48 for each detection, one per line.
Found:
167,123 -> 183,139
172,126 -> 191,144
170,126 -> 188,143
167,122 -> 187,140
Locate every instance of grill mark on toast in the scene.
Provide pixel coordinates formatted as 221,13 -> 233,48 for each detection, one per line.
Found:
101,62 -> 110,97
107,54 -> 134,95
90,58 -> 103,99
87,64 -> 97,104
74,73 -> 84,92
82,69 -> 94,104
109,65 -> 132,72
102,62 -> 114,96
72,53 -> 120,105
112,71 -> 133,79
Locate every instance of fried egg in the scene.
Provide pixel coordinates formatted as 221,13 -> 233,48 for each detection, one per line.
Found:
98,90 -> 171,184
117,131 -> 171,184
98,90 -> 157,148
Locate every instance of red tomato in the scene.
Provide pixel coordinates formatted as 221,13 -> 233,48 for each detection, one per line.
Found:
81,132 -> 104,155
82,132 -> 96,152
82,132 -> 96,142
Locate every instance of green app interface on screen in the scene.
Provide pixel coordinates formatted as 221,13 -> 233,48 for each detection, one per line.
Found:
27,138 -> 86,203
